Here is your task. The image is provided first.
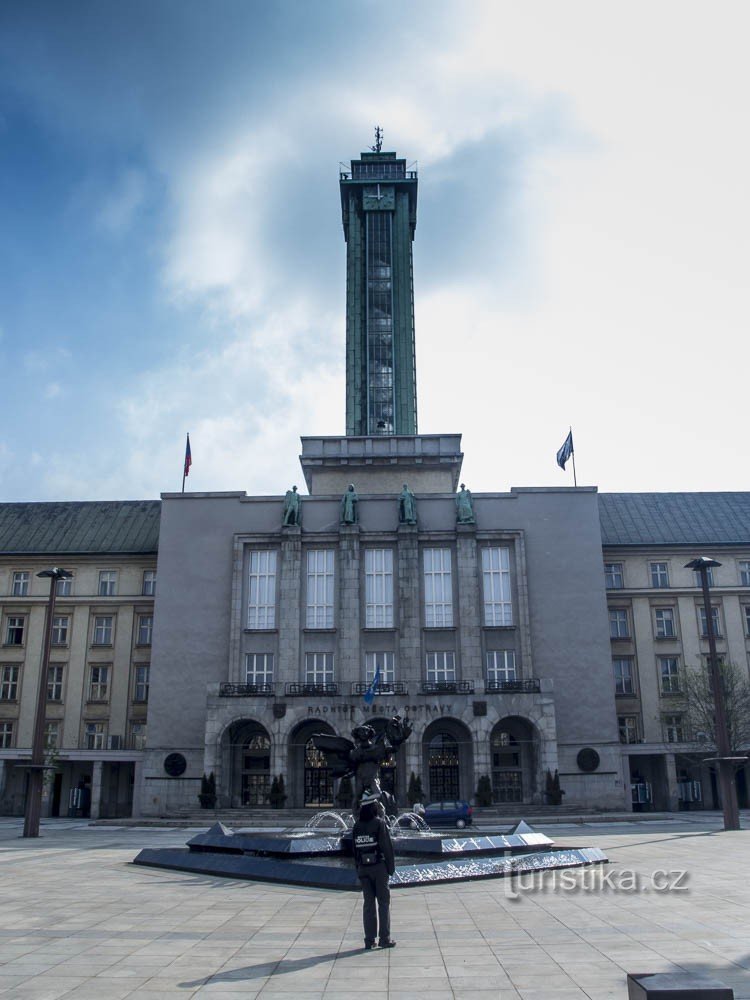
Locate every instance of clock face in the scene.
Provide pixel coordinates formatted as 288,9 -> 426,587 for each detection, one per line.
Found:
363,184 -> 395,211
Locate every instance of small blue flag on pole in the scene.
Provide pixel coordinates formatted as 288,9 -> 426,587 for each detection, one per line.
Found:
556,430 -> 574,470
363,665 -> 381,705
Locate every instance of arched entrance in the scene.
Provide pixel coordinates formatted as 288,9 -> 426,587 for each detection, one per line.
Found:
422,718 -> 474,802
490,717 -> 537,804
223,720 -> 271,808
289,720 -> 336,808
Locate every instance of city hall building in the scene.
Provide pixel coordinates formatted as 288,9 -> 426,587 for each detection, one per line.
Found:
2,143 -> 748,820
138,145 -> 626,815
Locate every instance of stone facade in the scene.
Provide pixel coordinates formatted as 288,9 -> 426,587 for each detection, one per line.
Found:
138,470 -> 626,815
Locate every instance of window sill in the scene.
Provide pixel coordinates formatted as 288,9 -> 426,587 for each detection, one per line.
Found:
615,691 -> 638,698
90,644 -> 113,649
131,699 -> 149,705
422,626 -> 457,632
660,691 -> 683,698
2,644 -> 24,649
482,625 -> 516,631
50,643 -> 69,649
302,627 -> 337,633
244,628 -> 278,634
135,642 -> 152,648
0,699 -> 18,704
362,627 -> 397,633
610,636 -> 632,642
86,699 -> 110,705
46,699 -> 63,704
654,636 -> 678,642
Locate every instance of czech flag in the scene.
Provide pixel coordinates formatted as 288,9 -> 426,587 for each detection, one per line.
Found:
184,433 -> 192,477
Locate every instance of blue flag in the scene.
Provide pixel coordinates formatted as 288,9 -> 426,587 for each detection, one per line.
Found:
363,665 -> 381,705
556,430 -> 574,470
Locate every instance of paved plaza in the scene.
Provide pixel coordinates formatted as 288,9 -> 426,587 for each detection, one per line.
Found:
0,815 -> 749,999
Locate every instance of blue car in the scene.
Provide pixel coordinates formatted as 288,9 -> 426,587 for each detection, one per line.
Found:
423,800 -> 473,829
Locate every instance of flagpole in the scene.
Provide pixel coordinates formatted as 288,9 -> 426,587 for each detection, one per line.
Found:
182,432 -> 190,494
570,426 -> 577,487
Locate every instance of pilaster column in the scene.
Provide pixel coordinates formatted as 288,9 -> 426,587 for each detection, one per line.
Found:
456,524 -> 482,684
338,525 -> 361,686
397,524 -> 420,694
90,760 -> 104,819
665,752 -> 679,812
278,527 -> 302,686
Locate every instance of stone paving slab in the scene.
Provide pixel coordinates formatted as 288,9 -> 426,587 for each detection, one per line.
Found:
0,816 -> 748,998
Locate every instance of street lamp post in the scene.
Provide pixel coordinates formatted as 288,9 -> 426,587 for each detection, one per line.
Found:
684,557 -> 741,831
22,567 -> 73,838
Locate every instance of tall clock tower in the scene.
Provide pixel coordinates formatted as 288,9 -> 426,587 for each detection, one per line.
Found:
340,140 -> 418,437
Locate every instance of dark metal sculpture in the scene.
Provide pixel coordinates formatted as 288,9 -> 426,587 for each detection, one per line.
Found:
312,714 -> 413,815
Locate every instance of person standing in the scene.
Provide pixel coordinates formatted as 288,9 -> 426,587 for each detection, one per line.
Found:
352,790 -> 396,949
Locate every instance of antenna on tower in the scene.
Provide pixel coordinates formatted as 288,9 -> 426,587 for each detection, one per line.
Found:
370,126 -> 383,153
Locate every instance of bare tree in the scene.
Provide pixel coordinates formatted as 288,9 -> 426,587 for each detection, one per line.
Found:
682,661 -> 750,752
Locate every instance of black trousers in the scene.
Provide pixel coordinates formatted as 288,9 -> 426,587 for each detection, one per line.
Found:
358,863 -> 391,944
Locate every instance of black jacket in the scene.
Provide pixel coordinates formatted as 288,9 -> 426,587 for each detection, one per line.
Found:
352,815 -> 396,876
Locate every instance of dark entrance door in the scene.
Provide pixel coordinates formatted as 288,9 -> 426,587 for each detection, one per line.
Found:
241,733 -> 271,806
428,734 -> 459,800
304,740 -> 333,807
491,732 -> 523,803
51,772 -> 62,817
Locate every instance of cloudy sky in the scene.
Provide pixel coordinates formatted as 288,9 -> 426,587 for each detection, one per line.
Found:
1,0 -> 748,502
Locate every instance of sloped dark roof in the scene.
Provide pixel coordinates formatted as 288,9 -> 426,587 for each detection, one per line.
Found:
599,493 -> 750,547
0,501 -> 161,555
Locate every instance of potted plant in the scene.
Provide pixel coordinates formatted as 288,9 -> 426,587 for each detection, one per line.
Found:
407,771 -> 424,808
198,772 -> 217,809
268,774 -> 287,809
545,769 -> 565,806
475,774 -> 493,807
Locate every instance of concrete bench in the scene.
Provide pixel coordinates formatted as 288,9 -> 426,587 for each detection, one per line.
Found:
627,973 -> 734,999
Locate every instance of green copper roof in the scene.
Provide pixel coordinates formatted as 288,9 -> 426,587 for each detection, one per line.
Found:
0,500 -> 161,555
599,493 -> 750,547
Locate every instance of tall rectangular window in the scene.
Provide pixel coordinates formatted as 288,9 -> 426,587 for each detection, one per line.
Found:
482,547 -> 513,626
650,562 -> 670,588
56,575 -> 72,596
92,616 -> 113,645
142,570 -> 156,595
604,563 -> 624,589
365,549 -> 394,628
133,664 -> 150,703
98,570 -> 117,596
245,653 -> 274,686
44,721 -> 60,750
618,715 -> 640,744
47,664 -> 64,701
306,550 -> 334,629
663,714 -> 685,743
305,652 -> 334,684
426,651 -> 456,683
613,658 -> 635,695
130,722 -> 147,750
744,606 -> 750,636
659,657 -> 680,694
5,616 -> 25,645
609,608 -> 630,638
739,561 -> 750,587
654,608 -> 675,638
247,550 -> 277,629
0,665 -> 20,700
0,720 -> 13,748
137,615 -> 153,646
84,722 -> 106,750
89,665 -> 110,701
424,549 -> 453,627
51,615 -> 69,646
698,605 -> 721,637
365,651 -> 395,686
12,571 -> 29,596
486,650 -> 517,684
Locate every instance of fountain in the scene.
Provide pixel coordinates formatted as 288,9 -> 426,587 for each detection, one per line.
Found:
133,811 -> 607,890
133,716 -> 605,888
